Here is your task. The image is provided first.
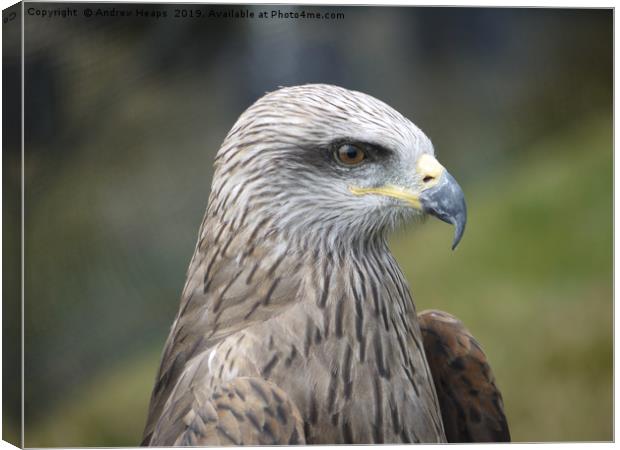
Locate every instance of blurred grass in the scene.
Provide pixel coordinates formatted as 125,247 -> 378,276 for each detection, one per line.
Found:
26,113 -> 612,445
25,350 -> 160,447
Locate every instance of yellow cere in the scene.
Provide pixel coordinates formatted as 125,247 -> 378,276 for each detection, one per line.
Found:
416,154 -> 445,189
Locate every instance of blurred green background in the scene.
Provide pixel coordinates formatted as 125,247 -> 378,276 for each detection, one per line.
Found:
3,4 -> 612,446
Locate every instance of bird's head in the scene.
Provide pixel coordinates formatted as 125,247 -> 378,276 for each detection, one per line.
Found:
212,84 -> 467,250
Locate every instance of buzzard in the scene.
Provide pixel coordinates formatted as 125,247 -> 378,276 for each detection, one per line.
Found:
142,84 -> 509,445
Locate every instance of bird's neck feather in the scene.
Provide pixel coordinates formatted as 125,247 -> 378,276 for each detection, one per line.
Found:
186,208 -> 419,346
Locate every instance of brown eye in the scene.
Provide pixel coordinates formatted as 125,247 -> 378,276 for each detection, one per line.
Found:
336,144 -> 366,166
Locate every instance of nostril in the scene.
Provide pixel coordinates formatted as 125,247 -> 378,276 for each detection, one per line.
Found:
423,175 -> 434,183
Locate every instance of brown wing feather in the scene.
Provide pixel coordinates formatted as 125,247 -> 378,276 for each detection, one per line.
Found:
148,377 -> 305,446
418,309 -> 510,443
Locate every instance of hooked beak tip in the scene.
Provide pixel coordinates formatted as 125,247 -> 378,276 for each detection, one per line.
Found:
451,216 -> 466,250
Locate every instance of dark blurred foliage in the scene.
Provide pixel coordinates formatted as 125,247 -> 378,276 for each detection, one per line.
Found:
5,3 -> 612,445
3,3 -> 23,446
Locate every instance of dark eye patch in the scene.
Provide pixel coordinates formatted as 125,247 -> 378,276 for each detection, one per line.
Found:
328,140 -> 393,164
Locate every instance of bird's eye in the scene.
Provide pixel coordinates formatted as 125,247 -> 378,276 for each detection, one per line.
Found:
336,144 -> 366,166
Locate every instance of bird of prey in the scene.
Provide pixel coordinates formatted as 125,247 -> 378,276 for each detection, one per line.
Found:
142,84 -> 509,445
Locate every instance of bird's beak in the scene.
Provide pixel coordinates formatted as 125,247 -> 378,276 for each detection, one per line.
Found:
349,154 -> 467,250
419,168 -> 467,250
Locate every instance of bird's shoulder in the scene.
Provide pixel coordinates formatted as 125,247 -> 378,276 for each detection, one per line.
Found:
418,309 -> 510,443
148,374 -> 306,446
